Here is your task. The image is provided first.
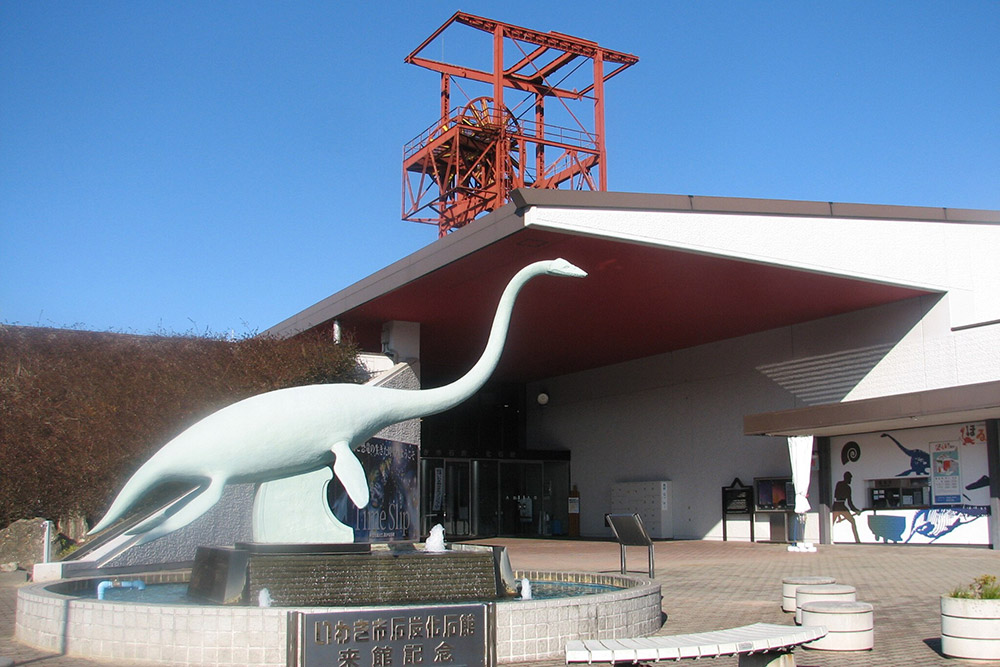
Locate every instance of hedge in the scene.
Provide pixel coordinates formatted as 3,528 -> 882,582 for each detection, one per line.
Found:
0,325 -> 359,530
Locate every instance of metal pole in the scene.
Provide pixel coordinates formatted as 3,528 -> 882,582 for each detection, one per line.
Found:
592,51 -> 606,191
986,420 -> 1000,549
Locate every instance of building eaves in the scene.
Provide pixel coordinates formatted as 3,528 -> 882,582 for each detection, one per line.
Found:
510,189 -> 1000,224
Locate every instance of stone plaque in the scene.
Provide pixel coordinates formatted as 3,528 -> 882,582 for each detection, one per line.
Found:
288,604 -> 494,667
251,551 -> 500,607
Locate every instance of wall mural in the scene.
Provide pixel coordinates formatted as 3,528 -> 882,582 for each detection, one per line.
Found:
840,441 -> 861,465
881,432 -> 930,476
830,422 -> 990,545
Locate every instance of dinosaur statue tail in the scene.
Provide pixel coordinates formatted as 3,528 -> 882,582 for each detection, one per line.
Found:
87,460 -> 163,535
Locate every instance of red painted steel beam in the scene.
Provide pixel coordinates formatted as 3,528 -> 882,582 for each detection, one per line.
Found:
405,56 -> 589,100
451,13 -> 638,65
402,11 -> 637,234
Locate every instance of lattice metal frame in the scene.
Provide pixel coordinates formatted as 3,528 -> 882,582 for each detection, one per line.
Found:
402,12 -> 638,236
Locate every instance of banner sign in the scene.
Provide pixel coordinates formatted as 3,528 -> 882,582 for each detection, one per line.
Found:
288,604 -> 494,667
328,437 -> 420,542
931,441 -> 962,505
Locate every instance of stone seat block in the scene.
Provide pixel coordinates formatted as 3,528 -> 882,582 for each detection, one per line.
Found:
781,576 -> 836,612
794,583 -> 856,624
801,600 -> 873,651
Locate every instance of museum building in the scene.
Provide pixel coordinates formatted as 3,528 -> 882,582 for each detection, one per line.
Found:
269,189 -> 1000,548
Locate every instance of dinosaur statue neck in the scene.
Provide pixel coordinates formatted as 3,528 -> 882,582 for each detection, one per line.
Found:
389,261 -> 551,422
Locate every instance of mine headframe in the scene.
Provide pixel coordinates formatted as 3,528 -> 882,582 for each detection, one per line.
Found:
402,12 -> 638,236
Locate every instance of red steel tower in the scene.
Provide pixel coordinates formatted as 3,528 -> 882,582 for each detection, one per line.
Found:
402,12 -> 638,236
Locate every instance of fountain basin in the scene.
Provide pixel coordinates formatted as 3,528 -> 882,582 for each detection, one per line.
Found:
16,569 -> 661,665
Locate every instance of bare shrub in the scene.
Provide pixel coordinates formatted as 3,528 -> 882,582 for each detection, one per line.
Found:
0,325 -> 358,529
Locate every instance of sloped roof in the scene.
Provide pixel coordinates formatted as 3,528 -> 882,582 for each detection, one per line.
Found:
270,190 -> 997,385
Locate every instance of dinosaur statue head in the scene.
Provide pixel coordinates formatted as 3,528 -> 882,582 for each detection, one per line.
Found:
545,258 -> 588,278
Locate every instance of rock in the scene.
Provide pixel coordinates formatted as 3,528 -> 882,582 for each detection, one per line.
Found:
0,518 -> 58,570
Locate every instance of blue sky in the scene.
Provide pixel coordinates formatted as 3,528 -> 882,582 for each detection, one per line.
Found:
2,1 -> 998,336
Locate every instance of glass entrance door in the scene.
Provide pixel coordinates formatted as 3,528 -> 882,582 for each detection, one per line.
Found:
499,461 -> 544,535
419,458 -> 472,538
472,460 -> 499,537
444,460 -> 471,537
421,456 -> 569,538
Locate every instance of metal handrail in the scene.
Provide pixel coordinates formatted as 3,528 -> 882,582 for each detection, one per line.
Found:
404,108 -> 597,159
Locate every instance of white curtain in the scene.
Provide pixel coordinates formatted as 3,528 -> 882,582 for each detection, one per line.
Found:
787,435 -> 814,514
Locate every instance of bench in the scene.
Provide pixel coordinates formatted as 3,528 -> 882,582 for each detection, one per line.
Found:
565,623 -> 827,666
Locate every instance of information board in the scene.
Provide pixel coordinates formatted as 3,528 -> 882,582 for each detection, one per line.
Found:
931,441 -> 962,505
723,488 -> 752,514
721,478 -> 754,542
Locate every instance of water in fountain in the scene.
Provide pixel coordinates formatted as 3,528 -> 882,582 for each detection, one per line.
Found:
425,524 -> 446,552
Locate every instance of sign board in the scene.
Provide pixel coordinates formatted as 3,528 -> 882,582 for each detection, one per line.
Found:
328,437 -> 420,542
931,441 -> 962,505
288,604 -> 494,667
605,513 -> 652,547
721,478 -> 754,542
604,513 -> 654,578
722,488 -> 752,514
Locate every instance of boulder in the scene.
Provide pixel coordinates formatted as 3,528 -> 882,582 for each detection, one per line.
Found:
0,518 -> 57,571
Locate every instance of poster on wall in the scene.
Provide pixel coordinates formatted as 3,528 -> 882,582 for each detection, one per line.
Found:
328,437 -> 420,542
432,467 -> 445,512
931,441 -> 961,505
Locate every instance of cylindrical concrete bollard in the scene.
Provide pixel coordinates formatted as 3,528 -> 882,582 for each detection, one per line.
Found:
781,575 -> 836,612
795,583 -> 856,624
801,600 -> 873,651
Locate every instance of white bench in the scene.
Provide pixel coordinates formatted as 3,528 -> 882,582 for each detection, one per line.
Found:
565,623 -> 827,666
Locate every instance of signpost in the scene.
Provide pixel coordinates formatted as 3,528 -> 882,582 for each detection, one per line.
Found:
721,478 -> 754,542
605,513 -> 655,578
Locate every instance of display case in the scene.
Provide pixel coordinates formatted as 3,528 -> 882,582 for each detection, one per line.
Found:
755,477 -> 794,510
868,477 -> 929,509
753,477 -> 795,542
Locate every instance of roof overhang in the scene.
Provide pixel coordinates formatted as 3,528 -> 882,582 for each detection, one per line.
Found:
744,380 -> 1000,437
267,190 -> 993,386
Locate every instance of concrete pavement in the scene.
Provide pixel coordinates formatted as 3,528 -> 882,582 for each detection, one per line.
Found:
3,538 -> 1000,666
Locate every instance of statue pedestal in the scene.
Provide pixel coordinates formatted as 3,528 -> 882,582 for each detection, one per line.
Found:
188,543 -> 506,606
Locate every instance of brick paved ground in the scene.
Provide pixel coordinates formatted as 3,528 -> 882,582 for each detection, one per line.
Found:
3,539 -> 999,666
490,538 -> 1000,667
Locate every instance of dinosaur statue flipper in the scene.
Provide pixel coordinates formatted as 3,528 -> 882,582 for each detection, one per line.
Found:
124,484 -> 205,536
131,478 -> 228,546
333,441 -> 369,508
88,462 -> 165,535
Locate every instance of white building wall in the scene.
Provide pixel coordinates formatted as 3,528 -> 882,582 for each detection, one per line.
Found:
527,293 -> 1000,540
